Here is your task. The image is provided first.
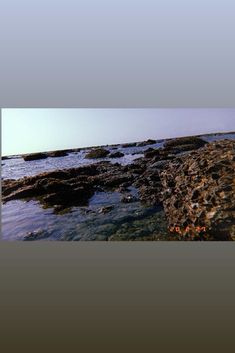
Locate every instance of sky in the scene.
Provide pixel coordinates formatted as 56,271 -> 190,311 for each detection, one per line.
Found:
1,109 -> 235,156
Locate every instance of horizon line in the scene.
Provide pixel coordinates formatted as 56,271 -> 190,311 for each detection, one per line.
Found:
2,129 -> 235,157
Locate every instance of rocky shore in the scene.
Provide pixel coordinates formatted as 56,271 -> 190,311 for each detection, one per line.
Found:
2,136 -> 235,240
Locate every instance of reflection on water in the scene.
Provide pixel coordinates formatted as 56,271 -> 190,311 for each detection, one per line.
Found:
2,189 -> 169,241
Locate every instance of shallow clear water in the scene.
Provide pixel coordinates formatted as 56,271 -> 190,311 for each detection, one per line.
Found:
2,189 -> 169,241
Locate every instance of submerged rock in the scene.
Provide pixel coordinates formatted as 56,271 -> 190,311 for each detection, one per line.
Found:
85,148 -> 110,159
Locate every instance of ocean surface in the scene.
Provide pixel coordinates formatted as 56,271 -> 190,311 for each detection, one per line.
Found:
2,133 -> 235,241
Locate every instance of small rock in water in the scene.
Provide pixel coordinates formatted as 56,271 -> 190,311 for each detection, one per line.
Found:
122,142 -> 137,148
85,148 -> 110,159
109,152 -> 124,158
137,139 -> 156,147
47,150 -> 68,158
98,205 -> 114,214
23,153 -> 48,161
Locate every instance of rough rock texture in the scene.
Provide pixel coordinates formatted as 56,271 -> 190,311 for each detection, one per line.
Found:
137,139 -> 156,147
144,148 -> 160,158
23,153 -> 48,161
2,162 -> 136,212
160,140 -> 235,240
47,150 -> 68,157
164,136 -> 207,150
122,142 -> 137,148
109,151 -> 124,158
85,148 -> 110,159
2,165 -> 100,209
164,136 -> 207,149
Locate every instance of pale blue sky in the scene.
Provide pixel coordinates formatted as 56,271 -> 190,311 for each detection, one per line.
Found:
2,109 -> 235,156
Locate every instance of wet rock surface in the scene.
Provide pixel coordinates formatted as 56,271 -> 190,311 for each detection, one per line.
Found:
2,136 -> 235,241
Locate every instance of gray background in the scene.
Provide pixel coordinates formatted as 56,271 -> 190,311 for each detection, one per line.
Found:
0,1 -> 235,352
0,0 -> 235,107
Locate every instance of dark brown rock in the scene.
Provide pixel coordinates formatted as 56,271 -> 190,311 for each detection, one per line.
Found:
109,152 -> 124,158
122,142 -> 137,148
137,139 -> 156,147
144,149 -> 161,158
47,150 -> 68,158
148,160 -> 169,170
164,136 -> 207,149
98,206 -> 114,214
103,174 -> 134,188
160,140 -> 235,240
85,148 -> 110,159
3,185 -> 43,202
23,153 -> 48,161
168,144 -> 201,154
43,186 -> 94,207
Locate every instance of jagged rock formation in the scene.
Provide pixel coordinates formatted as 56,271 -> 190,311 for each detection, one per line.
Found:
160,140 -> 235,240
2,162 -> 135,212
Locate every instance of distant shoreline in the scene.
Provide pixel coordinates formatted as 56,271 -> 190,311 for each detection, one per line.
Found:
2,130 -> 235,158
